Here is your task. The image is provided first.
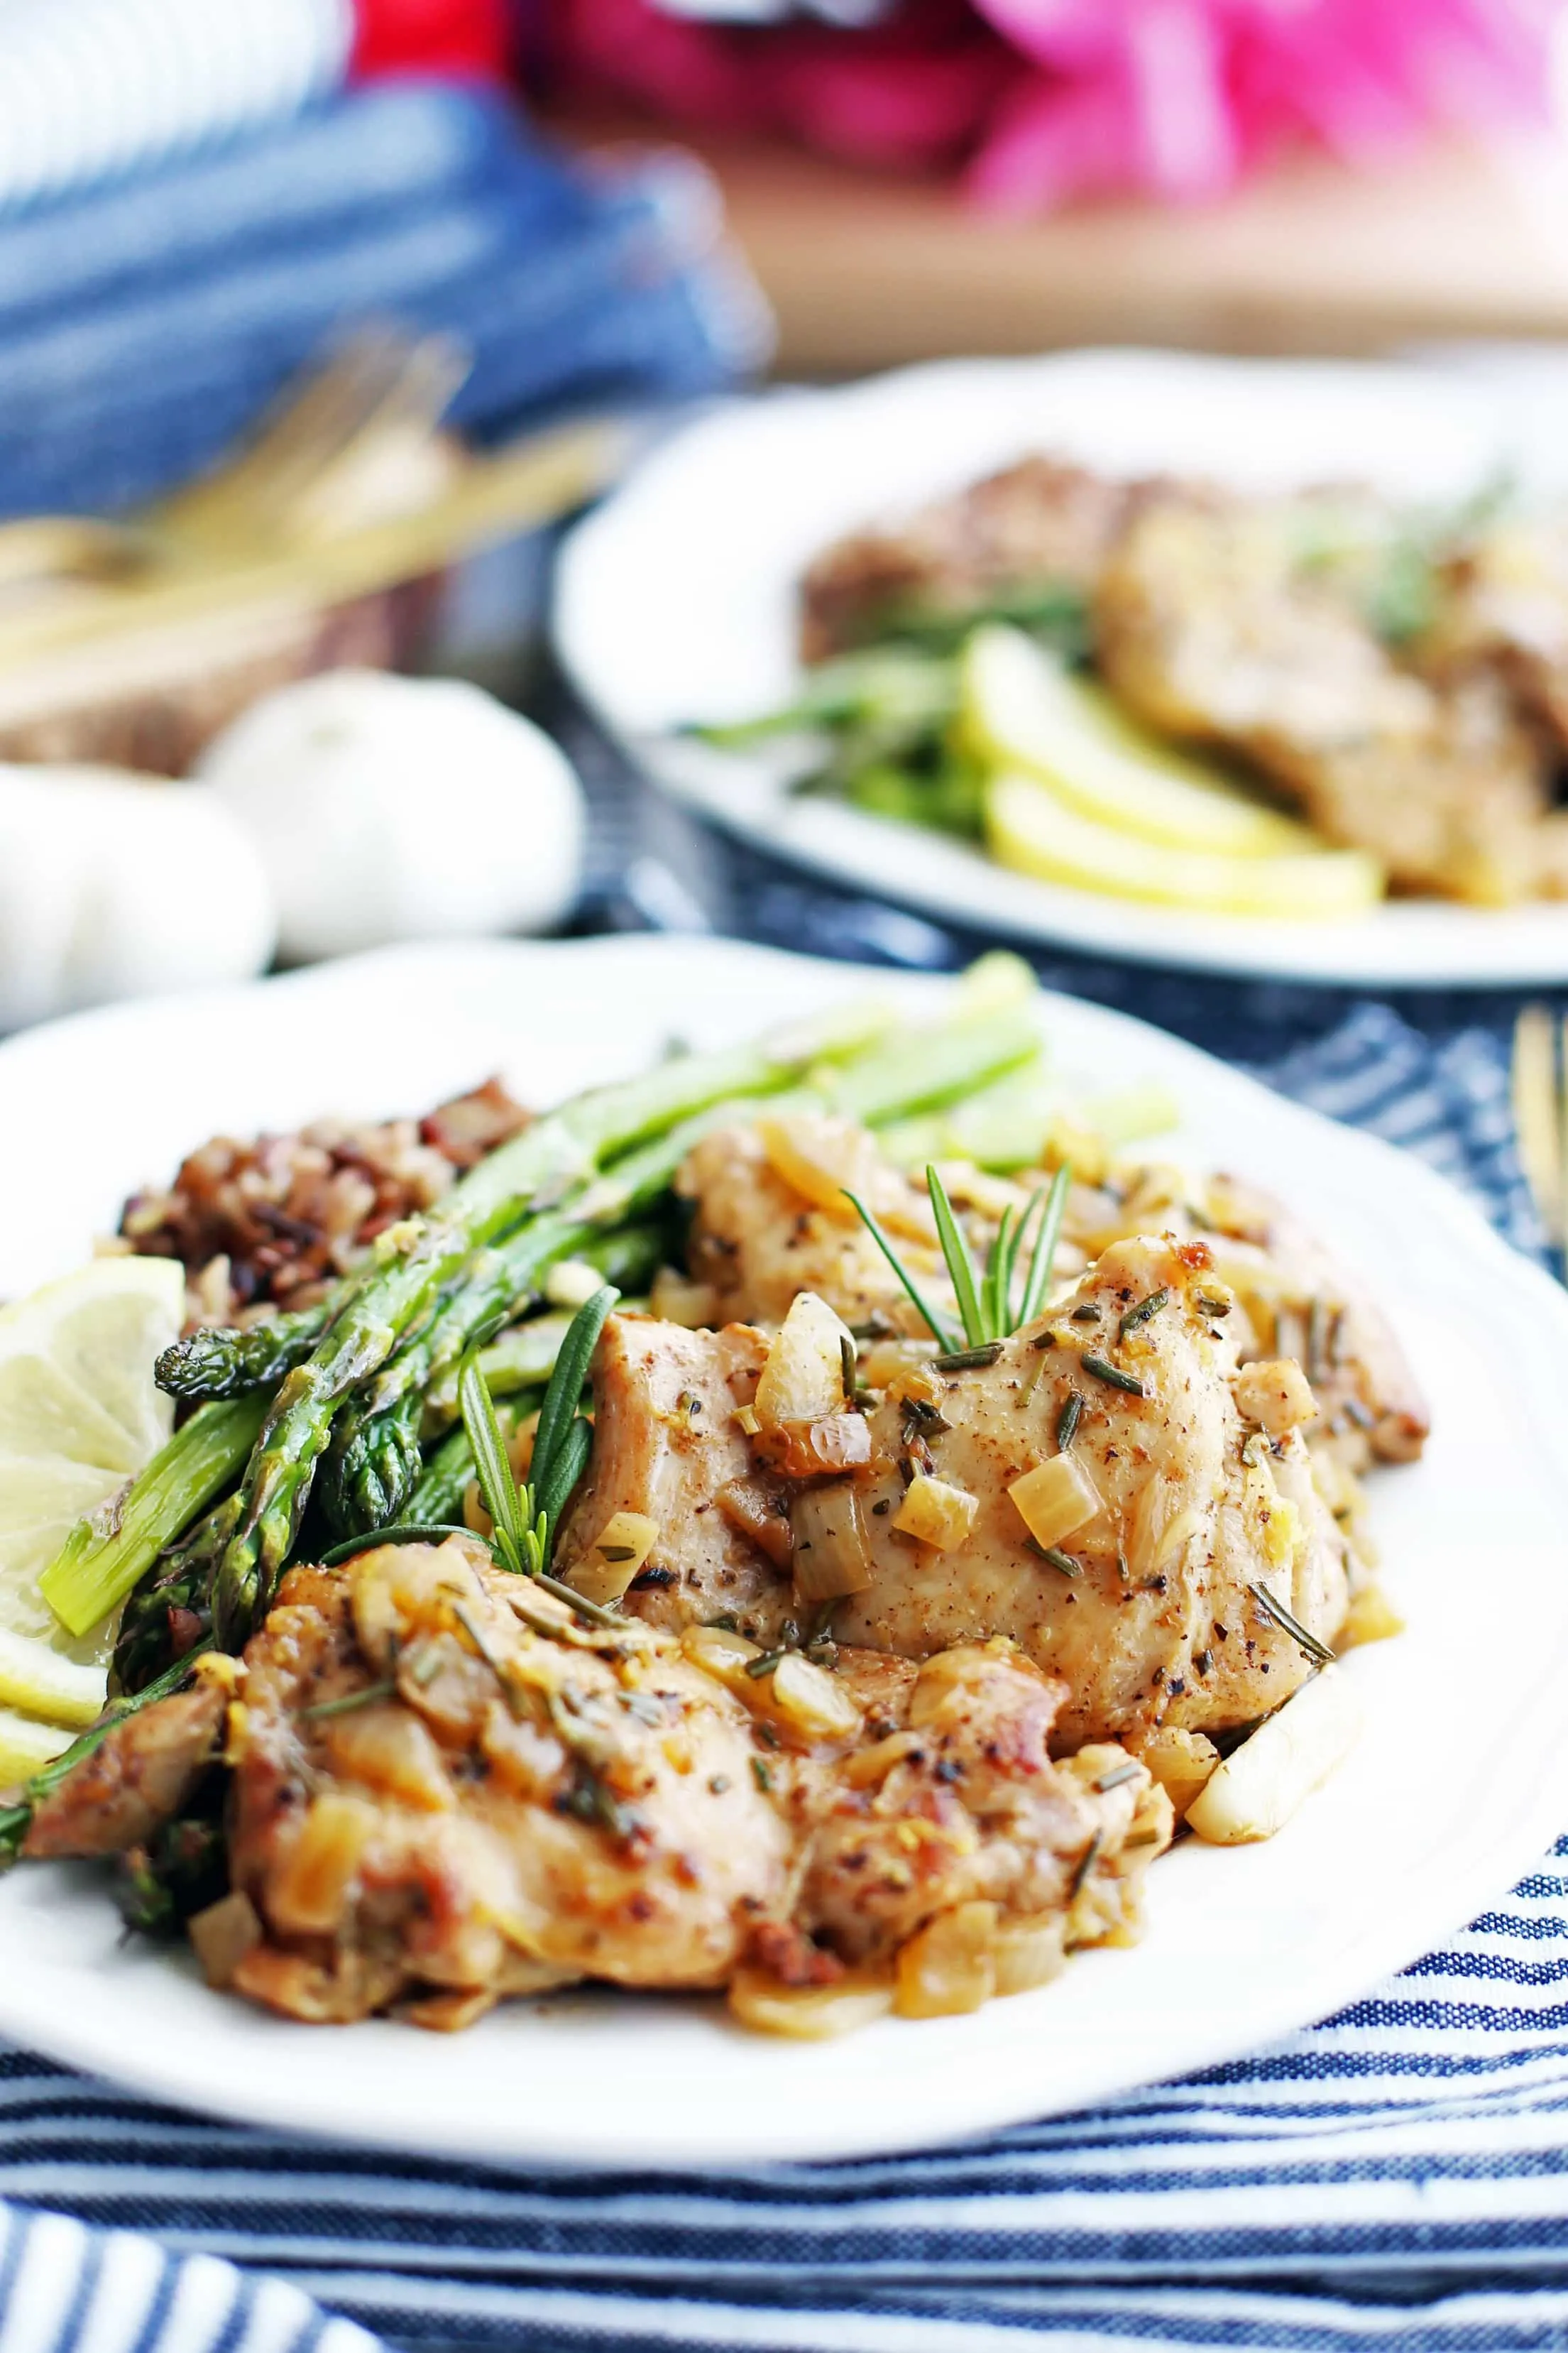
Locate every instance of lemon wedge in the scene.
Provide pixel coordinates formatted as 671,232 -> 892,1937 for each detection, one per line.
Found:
962,626 -> 1310,857
0,1255 -> 183,1740
0,1707 -> 75,1784
987,770 -> 1385,919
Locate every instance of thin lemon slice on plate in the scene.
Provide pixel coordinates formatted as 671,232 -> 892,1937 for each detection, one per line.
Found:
962,625 -> 1310,857
987,770 -> 1385,920
0,1255 -> 183,1744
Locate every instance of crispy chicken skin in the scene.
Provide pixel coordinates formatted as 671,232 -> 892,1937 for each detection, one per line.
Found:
835,1236 -> 1351,1747
30,1540 -> 1167,2027
1093,489 -> 1559,904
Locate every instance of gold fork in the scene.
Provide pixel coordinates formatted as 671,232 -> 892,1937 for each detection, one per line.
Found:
1511,1004 -> 1568,1255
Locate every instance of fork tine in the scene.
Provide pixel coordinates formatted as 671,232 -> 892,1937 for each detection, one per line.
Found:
1513,1003 -> 1563,1248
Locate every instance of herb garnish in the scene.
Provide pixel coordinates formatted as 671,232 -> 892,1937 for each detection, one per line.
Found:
302,1678 -> 398,1722
1056,1392 -> 1084,1449
458,1285 -> 620,1588
1080,1355 -> 1146,1397
843,1162 -> 1070,1352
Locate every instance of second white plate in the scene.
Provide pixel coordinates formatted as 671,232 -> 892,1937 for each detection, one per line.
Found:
557,350 -> 1568,986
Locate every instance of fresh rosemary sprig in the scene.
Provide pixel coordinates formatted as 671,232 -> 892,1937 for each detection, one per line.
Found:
459,1284 -> 620,1583
843,1162 -> 1071,1350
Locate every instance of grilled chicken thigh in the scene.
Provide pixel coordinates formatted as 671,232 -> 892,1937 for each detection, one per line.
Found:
1093,489 -> 1558,903
21,1539 -> 1168,2028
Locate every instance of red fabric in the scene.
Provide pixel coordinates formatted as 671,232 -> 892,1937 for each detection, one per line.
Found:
351,0 -> 511,80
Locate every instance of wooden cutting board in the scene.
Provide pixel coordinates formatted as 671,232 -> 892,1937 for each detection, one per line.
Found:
552,109 -> 1568,374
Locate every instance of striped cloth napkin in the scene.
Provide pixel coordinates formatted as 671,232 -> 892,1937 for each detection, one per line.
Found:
3,995 -> 1565,2353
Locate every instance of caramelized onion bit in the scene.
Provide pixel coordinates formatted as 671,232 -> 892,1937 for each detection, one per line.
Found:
894,1900 -> 999,2018
1008,1452 -> 1102,1552
718,1475 -> 794,1571
791,1480 -> 873,1600
729,1966 -> 894,2039
893,1473 -> 979,1551
572,1510 -> 659,1605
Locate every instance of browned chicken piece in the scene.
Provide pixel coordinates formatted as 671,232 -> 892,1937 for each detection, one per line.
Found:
1094,489 -> 1560,903
224,1546 -> 796,2022
791,1639 -> 1168,1976
550,1312 -> 789,1642
1190,1172 -> 1430,1470
833,1235 -> 1352,1748
23,1674 -> 228,1860
679,1115 -> 955,1338
1423,511 -> 1568,749
801,458 -> 1141,661
43,1539 -> 1166,2029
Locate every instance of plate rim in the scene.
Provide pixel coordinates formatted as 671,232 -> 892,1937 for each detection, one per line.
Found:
1,932 -> 1565,2168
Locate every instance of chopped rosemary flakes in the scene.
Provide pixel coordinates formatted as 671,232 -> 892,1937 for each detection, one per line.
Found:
1081,1354 -> 1146,1397
1029,1541 -> 1083,1579
1056,1391 -> 1084,1450
1094,1761 -> 1141,1792
745,1648 -> 787,1680
596,1544 -> 637,1563
1068,1829 -> 1102,1901
1070,1304 -> 1102,1323
1249,1579 -> 1335,1668
1118,1288 -> 1169,1339
933,1341 -> 1005,1372
750,1755 -> 774,1793
302,1679 -> 397,1721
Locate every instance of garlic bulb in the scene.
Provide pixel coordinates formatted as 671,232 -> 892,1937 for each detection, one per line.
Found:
199,670 -> 587,962
0,764 -> 276,1032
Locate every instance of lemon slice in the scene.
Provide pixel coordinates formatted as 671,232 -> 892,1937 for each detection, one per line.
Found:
962,626 -> 1309,857
987,770 -> 1386,919
0,1255 -> 183,1735
0,1707 -> 74,1784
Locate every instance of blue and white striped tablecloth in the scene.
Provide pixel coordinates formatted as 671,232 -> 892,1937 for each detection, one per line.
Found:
4,998 -> 1565,2353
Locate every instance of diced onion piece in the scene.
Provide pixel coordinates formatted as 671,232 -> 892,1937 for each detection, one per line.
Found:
860,1336 -> 938,1391
649,1267 -> 720,1328
760,1411 -> 873,1479
757,1113 -> 873,1225
569,1510 -> 660,1605
894,1901 -> 999,2018
1131,1726 -> 1219,1822
771,1651 -> 864,1742
324,1703 -> 454,1811
681,1623 -> 762,1686
754,1290 -> 852,1431
1009,1452 -> 1101,1551
718,1475 -> 794,1571
840,1729 -> 923,1789
758,1112 -> 936,1243
187,1890 -> 262,1989
791,1480 -> 872,1598
1338,1581 -> 1405,1649
1186,1666 -> 1361,1845
894,1473 -> 980,1551
267,1791 -> 378,1935
992,1913 -> 1068,1998
1234,1358 -> 1317,1437
729,1967 -> 894,2040
544,1259 -> 606,1310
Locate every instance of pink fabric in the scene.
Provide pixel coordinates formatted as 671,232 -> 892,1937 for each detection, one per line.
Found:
542,0 -> 1559,209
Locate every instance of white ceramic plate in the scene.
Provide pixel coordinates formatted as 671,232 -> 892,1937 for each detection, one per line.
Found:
2,935 -> 1566,2167
556,349 -> 1568,986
